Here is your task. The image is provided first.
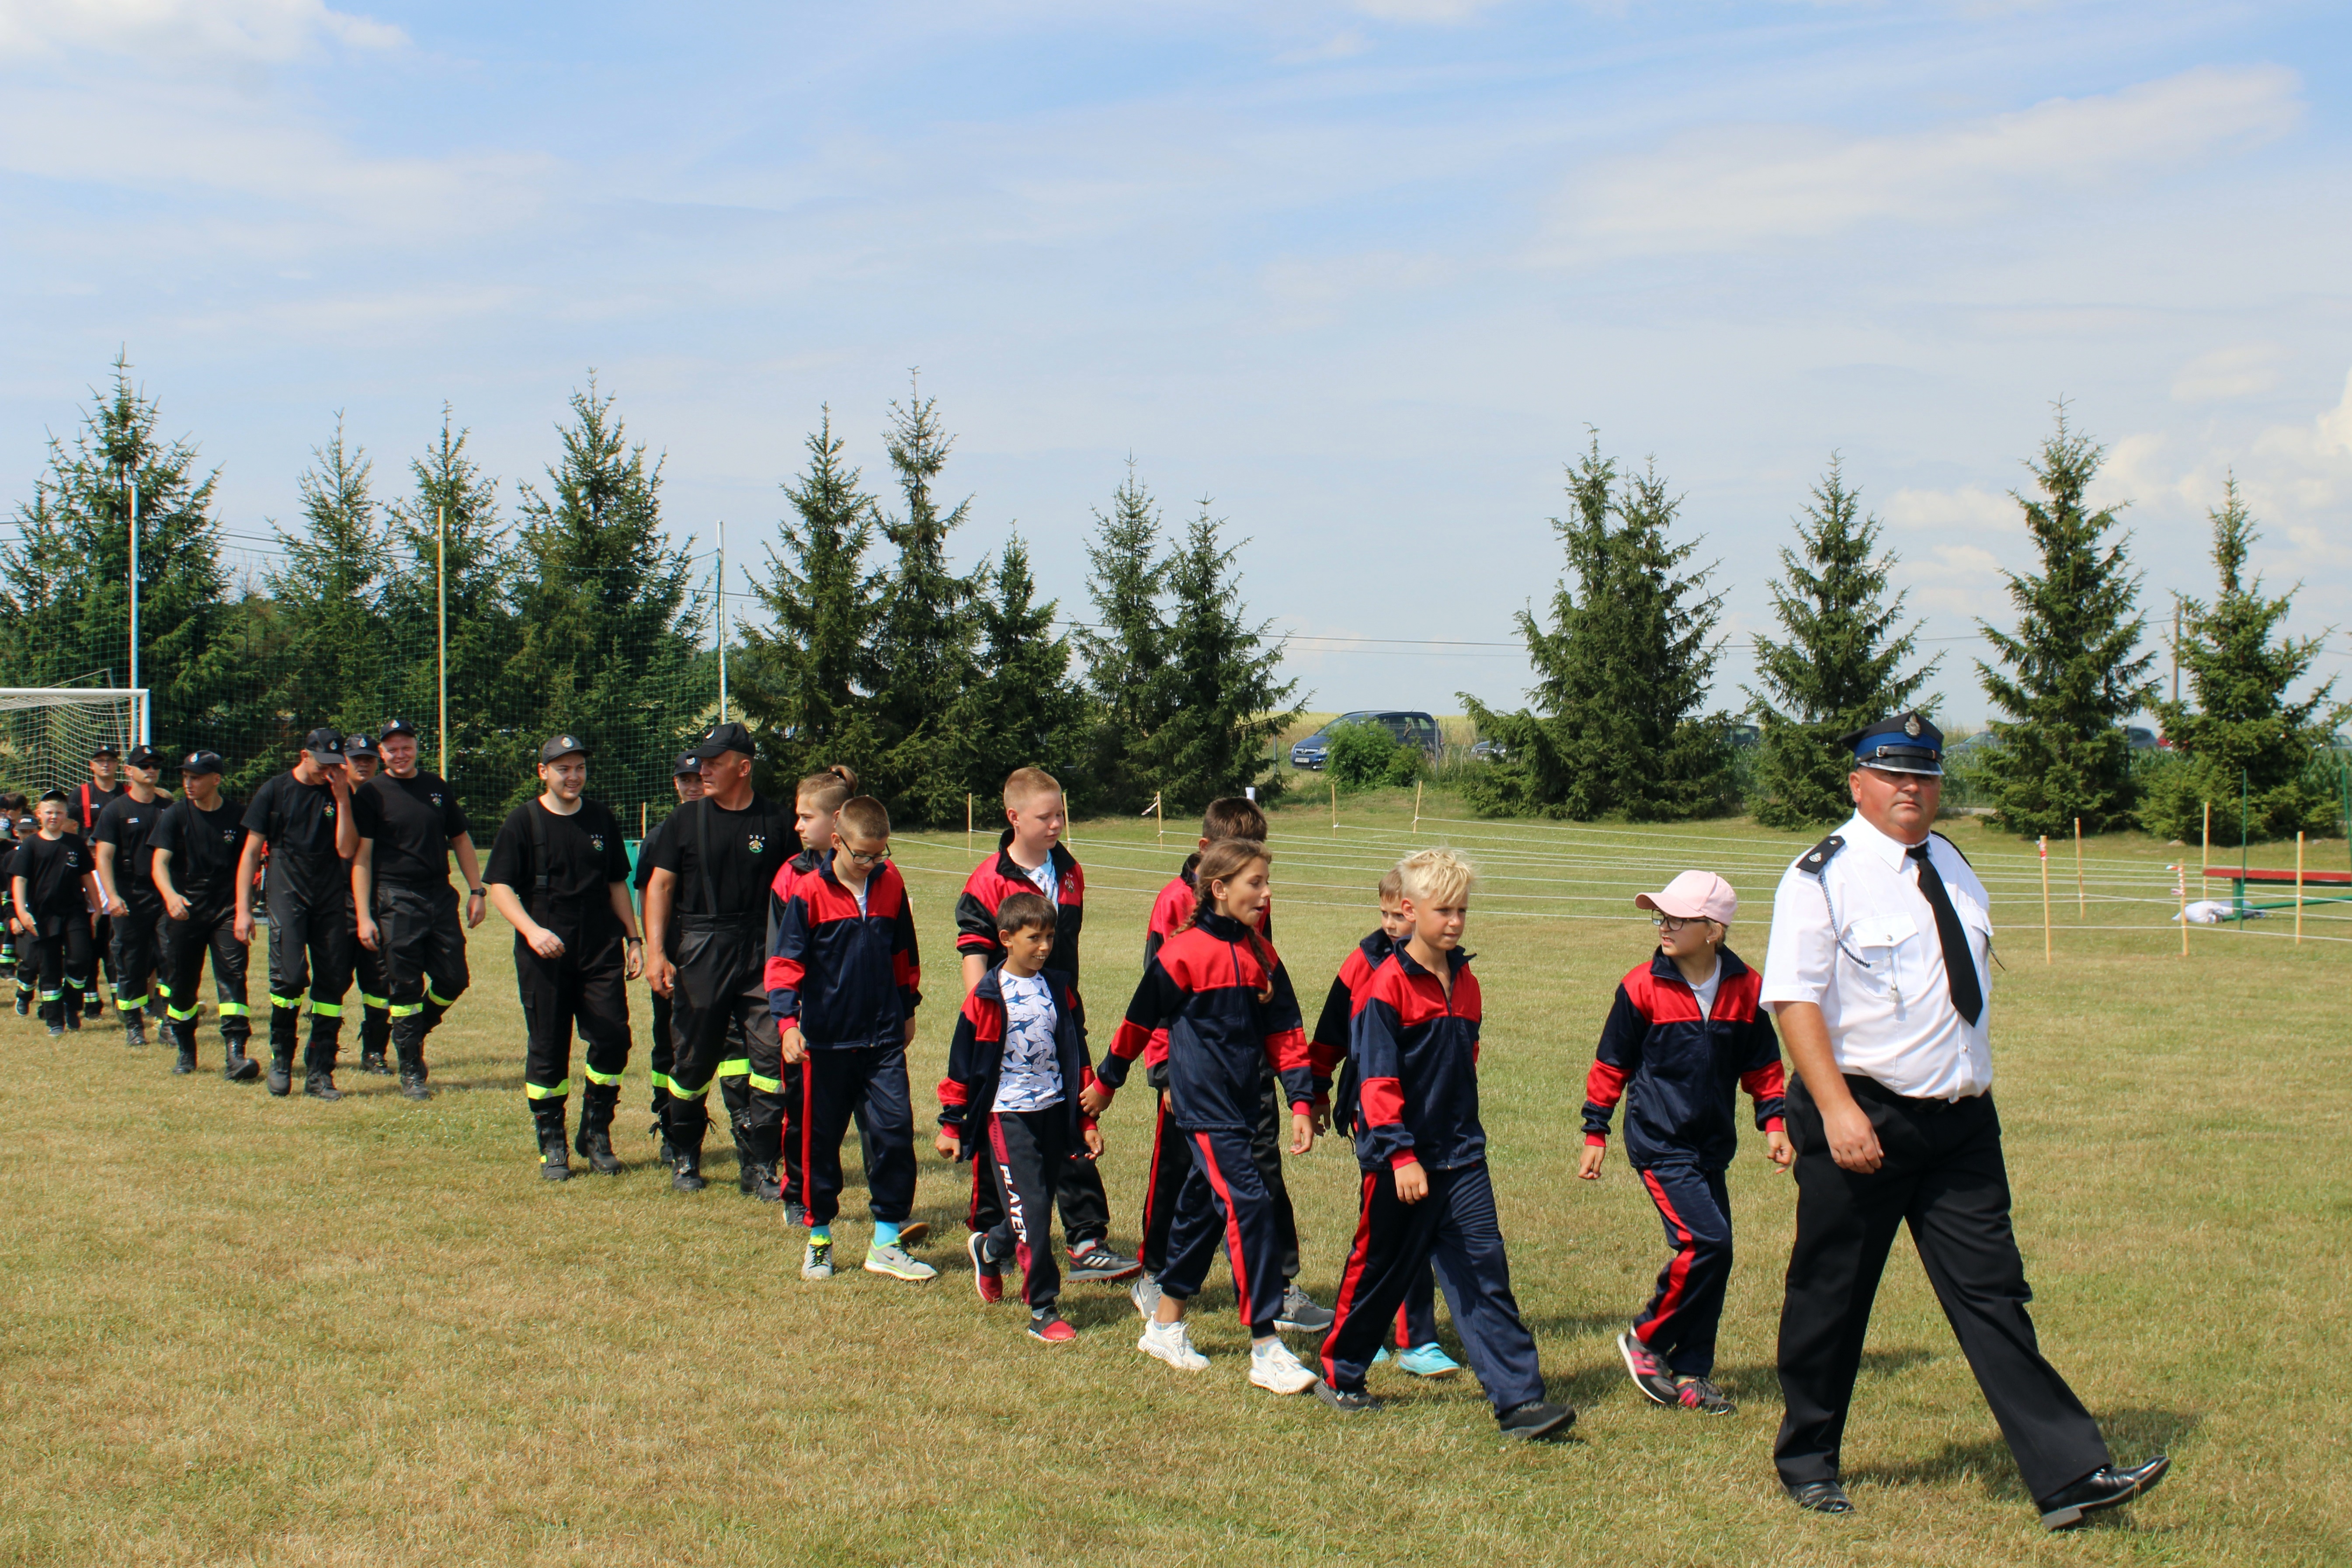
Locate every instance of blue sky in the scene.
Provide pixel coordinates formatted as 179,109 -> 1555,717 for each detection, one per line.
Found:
4,0 -> 2349,726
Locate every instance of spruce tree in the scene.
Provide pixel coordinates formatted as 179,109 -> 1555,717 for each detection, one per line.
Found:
1976,411 -> 2158,836
507,378 -> 706,819
870,382 -> 981,824
1143,503 -> 1299,812
1075,462 -> 1172,810
1746,458 -> 1939,827
952,536 -> 1093,804
738,410 -> 886,792
2143,478 -> 2343,843
1463,439 -> 1733,821
267,417 -> 393,739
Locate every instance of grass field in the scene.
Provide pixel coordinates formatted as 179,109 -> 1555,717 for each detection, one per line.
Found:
3,790 -> 2346,1566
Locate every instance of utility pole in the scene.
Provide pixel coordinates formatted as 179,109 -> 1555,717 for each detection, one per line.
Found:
127,470 -> 142,738
2171,598 -> 2181,708
716,521 -> 729,722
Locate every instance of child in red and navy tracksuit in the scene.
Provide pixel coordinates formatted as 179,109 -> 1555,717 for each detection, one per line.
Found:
1118,798 -> 1326,1333
765,796 -> 934,1285
935,892 -> 1102,1342
1307,866 -> 1456,1378
1316,848 -> 1572,1439
1093,839 -> 1323,1395
1578,869 -> 1791,1415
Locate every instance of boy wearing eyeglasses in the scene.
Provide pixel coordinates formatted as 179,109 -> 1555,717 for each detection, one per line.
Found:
766,795 -> 934,1284
1577,870 -> 1791,1415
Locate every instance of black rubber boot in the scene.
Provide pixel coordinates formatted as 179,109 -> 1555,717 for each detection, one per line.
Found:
223,1037 -> 261,1083
172,1021 -> 196,1074
359,1005 -> 391,1073
395,1040 -> 432,1102
303,1068 -> 341,1101
124,1013 -> 148,1048
303,1026 -> 341,1100
741,1120 -> 785,1203
573,1081 -> 622,1174
358,1046 -> 390,1075
535,1101 -> 571,1181
267,1049 -> 293,1096
664,1098 -> 709,1190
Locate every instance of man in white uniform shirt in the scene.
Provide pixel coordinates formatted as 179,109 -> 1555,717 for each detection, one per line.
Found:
1761,712 -> 2169,1531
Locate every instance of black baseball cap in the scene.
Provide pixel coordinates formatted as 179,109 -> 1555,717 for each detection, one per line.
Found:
1840,711 -> 1945,776
302,727 -> 346,765
124,744 -> 163,768
180,750 -> 225,776
380,718 -> 421,740
343,733 -> 379,758
674,752 -> 703,777
691,721 -> 756,761
89,743 -> 119,759
38,787 -> 70,804
540,733 -> 591,763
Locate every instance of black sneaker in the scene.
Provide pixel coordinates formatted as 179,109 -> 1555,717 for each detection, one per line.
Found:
1275,1283 -> 1334,1333
1618,1330 -> 1680,1406
1675,1376 -> 1735,1415
1066,1239 -> 1143,1283
1028,1309 -> 1077,1344
267,1057 -> 293,1096
1497,1401 -> 1576,1442
1315,1382 -> 1381,1415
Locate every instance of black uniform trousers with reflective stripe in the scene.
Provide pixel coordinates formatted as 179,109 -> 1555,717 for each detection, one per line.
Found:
1631,1162 -> 1735,1377
1320,1160 -> 1545,1412
799,1042 -> 917,1227
375,881 -> 469,1060
983,1106 -> 1068,1311
163,897 -> 251,1047
31,914 -> 94,1026
265,877 -> 355,1069
1140,1067 -> 1300,1284
1160,1124 -> 1290,1336
109,893 -> 169,1018
662,917 -> 788,1174
1774,1075 -> 2111,1500
518,900 -> 632,1133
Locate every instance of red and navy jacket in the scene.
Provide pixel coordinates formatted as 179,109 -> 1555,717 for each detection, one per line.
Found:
936,965 -> 1099,1155
1100,910 -> 1313,1130
763,850 -> 921,1050
1310,928 -> 1393,1086
956,831 -> 1085,994
1349,945 -> 1485,1174
1140,862 -> 1273,1069
1581,947 -> 1785,1171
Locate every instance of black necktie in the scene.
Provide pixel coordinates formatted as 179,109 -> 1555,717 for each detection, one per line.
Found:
1907,843 -> 1984,1026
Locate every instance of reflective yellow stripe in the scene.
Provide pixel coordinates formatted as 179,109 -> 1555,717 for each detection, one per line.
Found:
309,1000 -> 344,1017
716,1057 -> 750,1079
426,986 -> 459,1007
648,1071 -> 676,1092
268,994 -> 303,1010
524,1078 -> 571,1099
387,1002 -> 424,1018
670,1076 -> 713,1099
217,1002 -> 250,1017
747,1072 -> 783,1093
582,1065 -> 623,1086
38,989 -> 62,1001
115,994 -> 149,1011
358,991 -> 389,1009
167,1005 -> 200,1021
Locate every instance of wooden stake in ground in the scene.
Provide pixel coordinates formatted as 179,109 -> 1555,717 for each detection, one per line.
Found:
1414,780 -> 1424,834
2074,817 -> 2084,917
2039,835 -> 2051,963
1155,789 -> 1165,848
2203,802 -> 2211,876
2177,861 -> 2189,957
966,794 -> 973,856
2296,831 -> 2306,946
1330,775 -> 1338,835
640,801 -> 647,840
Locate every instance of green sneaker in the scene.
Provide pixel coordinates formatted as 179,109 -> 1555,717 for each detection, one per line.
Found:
863,1241 -> 938,1283
801,1237 -> 834,1280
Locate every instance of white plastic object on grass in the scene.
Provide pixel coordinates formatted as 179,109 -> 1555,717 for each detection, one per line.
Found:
2178,900 -> 2264,925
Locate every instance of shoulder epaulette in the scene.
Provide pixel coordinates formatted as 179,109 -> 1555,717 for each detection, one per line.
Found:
1930,830 -> 1972,867
1796,834 -> 1845,876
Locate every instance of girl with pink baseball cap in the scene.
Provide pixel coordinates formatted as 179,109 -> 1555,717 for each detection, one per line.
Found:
1576,869 -> 1793,1415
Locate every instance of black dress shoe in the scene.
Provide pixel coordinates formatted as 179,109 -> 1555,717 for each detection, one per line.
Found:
1787,1480 -> 1853,1515
2037,1456 -> 2170,1530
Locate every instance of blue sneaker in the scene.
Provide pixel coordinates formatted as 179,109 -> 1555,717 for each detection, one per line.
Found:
1396,1342 -> 1463,1378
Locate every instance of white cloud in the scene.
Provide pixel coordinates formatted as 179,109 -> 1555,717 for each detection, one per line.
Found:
1552,65 -> 2302,255
0,0 -> 404,64
1350,0 -> 1511,20
1885,484 -> 2015,533
2172,343 -> 2286,403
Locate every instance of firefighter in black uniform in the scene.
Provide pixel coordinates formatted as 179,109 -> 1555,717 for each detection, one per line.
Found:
151,751 -> 258,1080
352,719 -> 483,1101
12,790 -> 102,1036
90,745 -> 171,1048
487,734 -> 643,1179
77,744 -> 127,1019
234,728 -> 359,1099
637,751 -> 703,1158
641,721 -> 795,1196
341,733 -> 394,1073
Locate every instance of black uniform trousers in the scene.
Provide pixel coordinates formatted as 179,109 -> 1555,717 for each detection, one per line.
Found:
163,898 -> 251,1049
662,916 -> 789,1174
647,984 -> 674,1126
1141,1067 -> 1300,1283
1320,1160 -> 1545,1412
88,909 -> 113,1012
970,1124 -> 1108,1249
31,913 -> 95,1026
799,1041 -> 918,1227
1632,1162 -> 1735,1377
375,881 -> 469,1061
351,893 -> 390,1060
981,1106 -> 1069,1311
1774,1075 -> 2111,1499
265,876 -> 355,1068
518,899 -> 633,1135
109,893 -> 170,1019
1160,1124 -> 1290,1336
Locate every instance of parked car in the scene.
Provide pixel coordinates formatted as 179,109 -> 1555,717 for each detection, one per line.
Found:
1470,737 -> 1508,762
1290,710 -> 1440,769
1729,723 -> 1760,750
2123,725 -> 2168,751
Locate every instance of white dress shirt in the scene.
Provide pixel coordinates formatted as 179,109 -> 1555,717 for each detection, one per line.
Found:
1760,811 -> 1995,1101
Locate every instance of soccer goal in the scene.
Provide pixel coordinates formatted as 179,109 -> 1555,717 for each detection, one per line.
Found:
0,682 -> 149,801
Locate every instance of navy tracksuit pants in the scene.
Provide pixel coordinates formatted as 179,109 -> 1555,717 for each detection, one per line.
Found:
799,1042 -> 917,1227
1160,1124 -> 1288,1335
1140,1072 -> 1304,1285
1321,1160 -> 1544,1412
982,1106 -> 1069,1311
1632,1163 -> 1734,1377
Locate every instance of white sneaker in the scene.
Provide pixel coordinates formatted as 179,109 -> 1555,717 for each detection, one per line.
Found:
1249,1337 -> 1320,1395
801,1238 -> 834,1280
1137,1318 -> 1209,1372
1129,1273 -> 1162,1320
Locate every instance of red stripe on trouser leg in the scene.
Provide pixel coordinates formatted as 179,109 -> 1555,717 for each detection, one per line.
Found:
800,1067 -> 816,1225
1637,1168 -> 1698,1345
1141,1094 -> 1167,1257
1193,1132 -> 1253,1332
1395,1302 -> 1413,1349
1320,1171 -> 1379,1385
986,1113 -> 1037,1303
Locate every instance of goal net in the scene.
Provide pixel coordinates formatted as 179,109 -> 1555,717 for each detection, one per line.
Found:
0,680 -> 149,806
